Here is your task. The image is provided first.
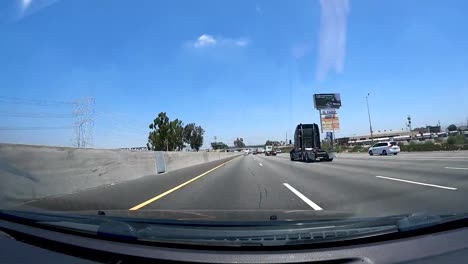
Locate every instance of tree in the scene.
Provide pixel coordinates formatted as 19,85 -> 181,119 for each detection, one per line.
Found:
234,138 -> 245,148
148,112 -> 170,151
183,123 -> 205,151
170,119 -> 185,151
148,112 -> 185,151
265,140 -> 280,146
447,124 -> 457,131
211,142 -> 228,150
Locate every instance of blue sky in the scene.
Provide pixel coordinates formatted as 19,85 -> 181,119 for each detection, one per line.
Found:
0,0 -> 467,148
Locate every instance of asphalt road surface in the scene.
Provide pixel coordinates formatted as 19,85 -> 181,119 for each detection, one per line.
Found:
22,151 -> 468,218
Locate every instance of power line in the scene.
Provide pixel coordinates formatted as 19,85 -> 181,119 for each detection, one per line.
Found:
95,119 -> 148,136
0,112 -> 73,118
94,111 -> 149,134
0,96 -> 74,106
0,126 -> 73,131
95,111 -> 148,127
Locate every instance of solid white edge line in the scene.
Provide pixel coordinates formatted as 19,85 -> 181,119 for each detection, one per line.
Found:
445,167 -> 468,170
259,163 -> 263,167
283,183 -> 323,210
375,176 -> 457,190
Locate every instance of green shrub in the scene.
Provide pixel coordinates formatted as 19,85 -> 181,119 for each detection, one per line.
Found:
321,141 -> 344,153
350,145 -> 364,152
400,141 -> 440,152
455,135 -> 467,145
447,136 -> 456,145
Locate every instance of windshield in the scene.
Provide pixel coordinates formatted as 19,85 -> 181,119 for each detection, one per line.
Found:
1,0 -> 468,246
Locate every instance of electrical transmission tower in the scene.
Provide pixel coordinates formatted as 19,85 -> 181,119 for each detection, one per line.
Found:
73,97 -> 95,148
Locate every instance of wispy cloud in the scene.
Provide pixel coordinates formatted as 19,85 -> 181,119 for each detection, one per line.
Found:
255,5 -> 263,16
292,43 -> 312,59
191,34 -> 249,48
234,39 -> 249,47
316,0 -> 350,81
17,0 -> 60,20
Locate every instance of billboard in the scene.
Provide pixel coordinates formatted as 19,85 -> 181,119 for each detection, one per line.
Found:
321,117 -> 340,131
314,93 -> 342,109
320,109 -> 340,132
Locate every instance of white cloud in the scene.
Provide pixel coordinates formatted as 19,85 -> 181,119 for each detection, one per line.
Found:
194,34 -> 217,48
191,34 -> 249,48
316,0 -> 350,81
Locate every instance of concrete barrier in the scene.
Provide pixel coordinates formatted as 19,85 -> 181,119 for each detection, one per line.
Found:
0,143 -> 239,208
163,151 -> 238,172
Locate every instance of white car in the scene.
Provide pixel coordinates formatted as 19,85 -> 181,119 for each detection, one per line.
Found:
368,141 -> 400,156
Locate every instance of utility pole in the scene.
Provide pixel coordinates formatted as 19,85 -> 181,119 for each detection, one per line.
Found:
365,93 -> 374,142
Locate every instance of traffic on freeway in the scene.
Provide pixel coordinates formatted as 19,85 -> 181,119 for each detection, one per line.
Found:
19,151 -> 468,217
2,0 -> 468,263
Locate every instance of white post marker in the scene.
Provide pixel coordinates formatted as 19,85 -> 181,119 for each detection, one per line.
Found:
375,176 -> 457,190
283,183 -> 323,210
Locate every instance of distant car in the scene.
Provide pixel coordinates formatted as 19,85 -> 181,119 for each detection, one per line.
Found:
368,141 -> 400,156
275,149 -> 282,153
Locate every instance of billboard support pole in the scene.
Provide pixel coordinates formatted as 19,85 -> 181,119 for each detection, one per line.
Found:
319,110 -> 323,133
331,113 -> 335,148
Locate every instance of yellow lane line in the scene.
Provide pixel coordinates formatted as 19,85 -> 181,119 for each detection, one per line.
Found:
129,158 -> 236,210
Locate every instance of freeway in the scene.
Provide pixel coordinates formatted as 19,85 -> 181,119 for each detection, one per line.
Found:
21,151 -> 468,218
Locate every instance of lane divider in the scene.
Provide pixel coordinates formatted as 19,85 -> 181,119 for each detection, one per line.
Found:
375,176 -> 457,190
283,183 -> 323,210
445,167 -> 468,170
129,157 -> 238,210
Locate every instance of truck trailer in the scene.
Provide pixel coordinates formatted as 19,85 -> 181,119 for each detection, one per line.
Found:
290,123 -> 334,162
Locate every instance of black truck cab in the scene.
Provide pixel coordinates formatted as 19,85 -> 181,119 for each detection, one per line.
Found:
290,123 -> 333,162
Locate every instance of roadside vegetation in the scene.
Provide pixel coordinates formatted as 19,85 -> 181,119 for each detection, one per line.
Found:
148,112 -> 205,151
339,135 -> 468,153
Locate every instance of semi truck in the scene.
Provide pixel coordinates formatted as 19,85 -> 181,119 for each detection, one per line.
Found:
264,145 -> 276,156
290,123 -> 334,162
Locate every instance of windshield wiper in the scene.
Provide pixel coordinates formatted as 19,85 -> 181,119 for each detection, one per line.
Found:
396,213 -> 468,232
